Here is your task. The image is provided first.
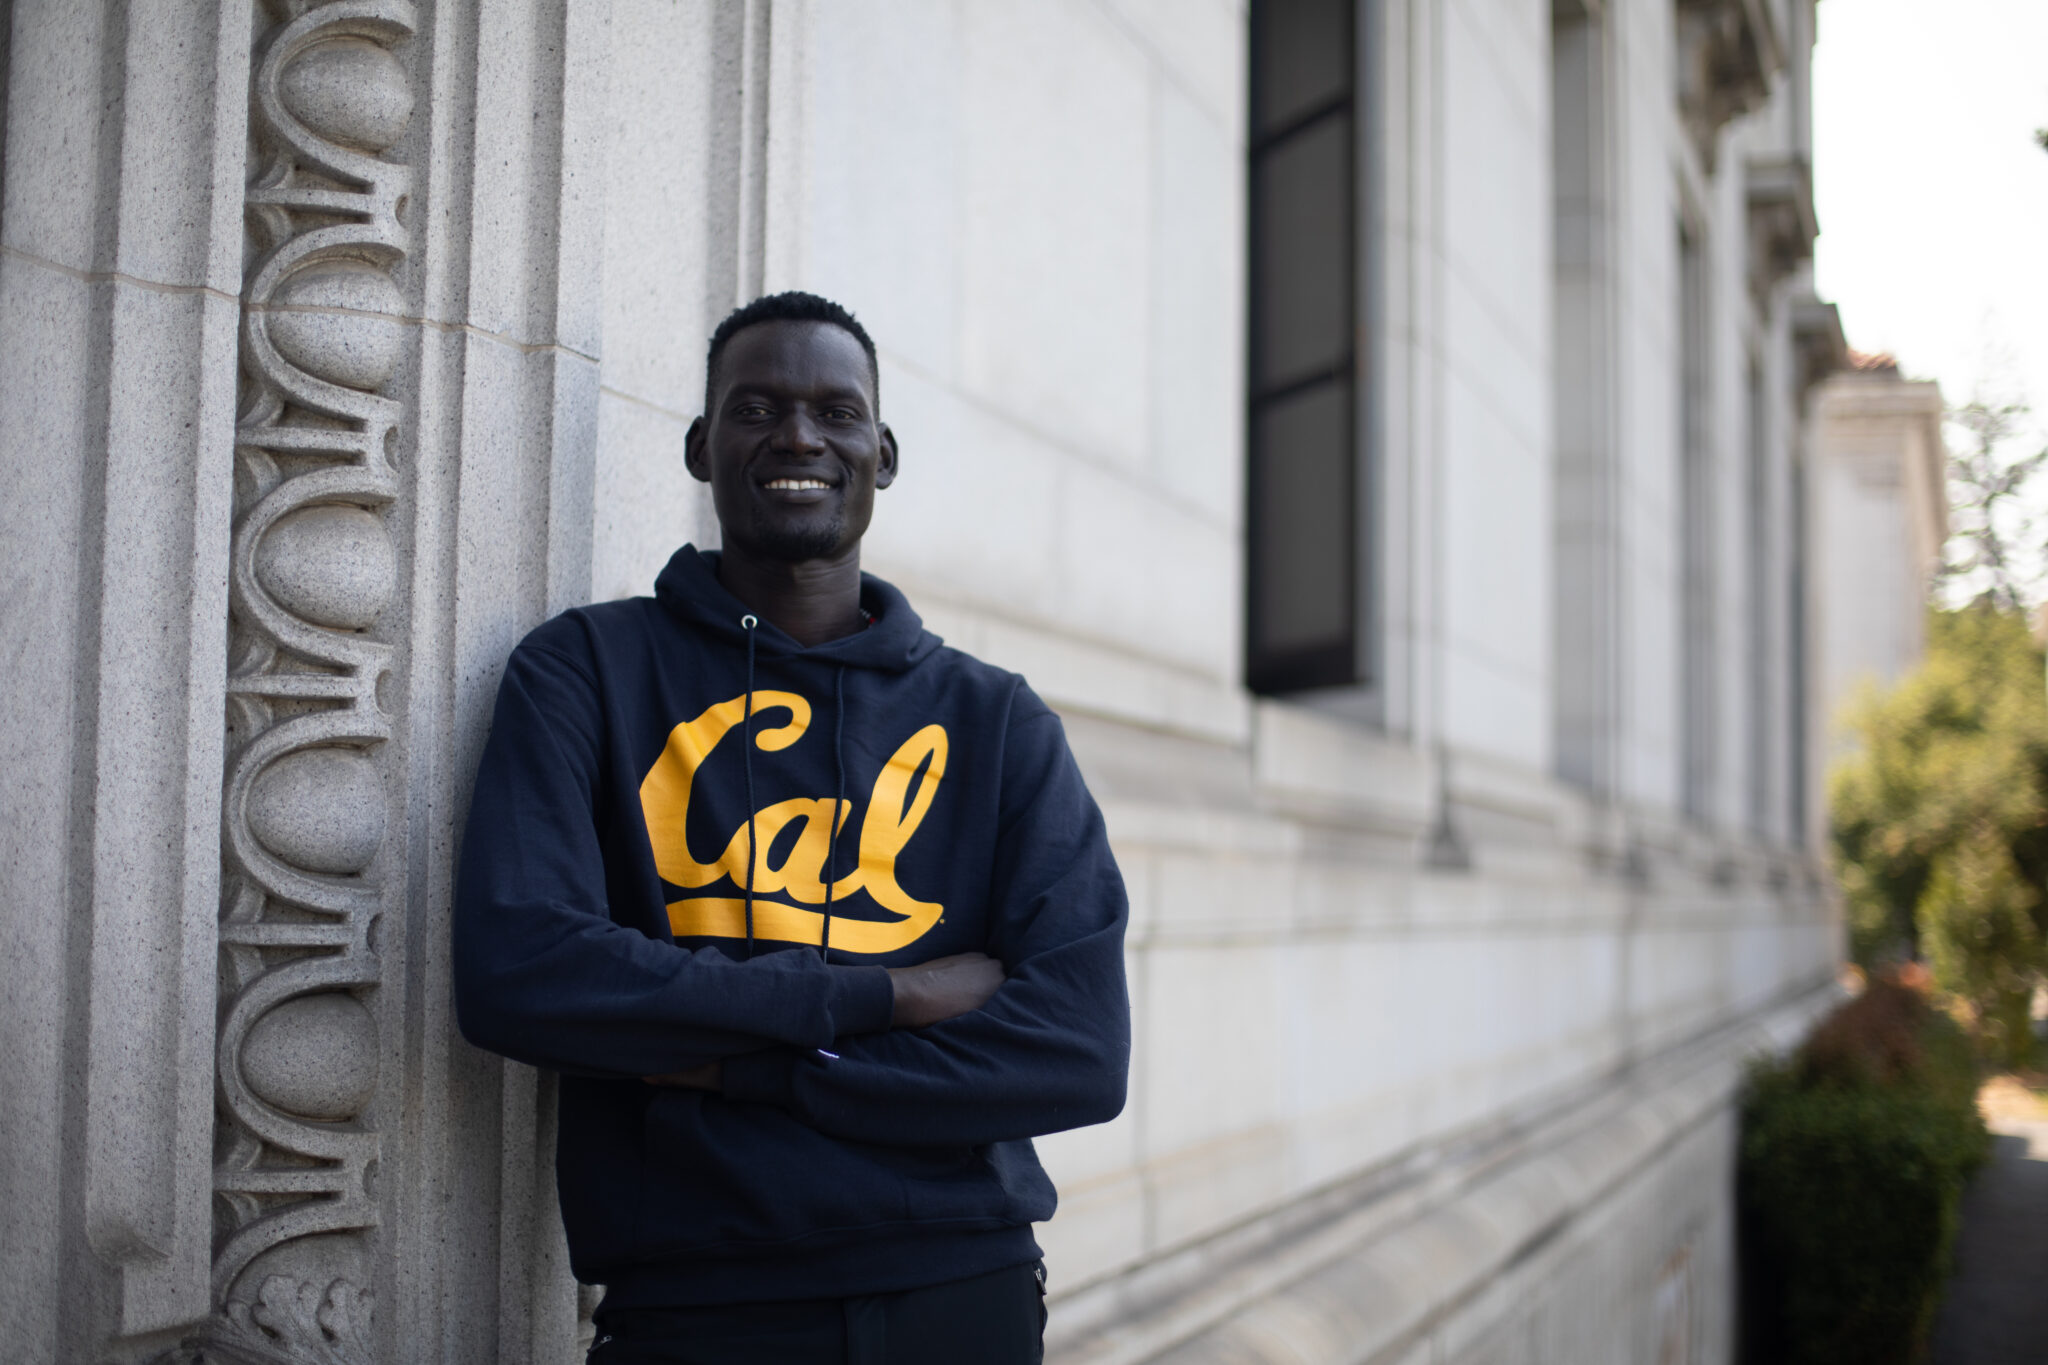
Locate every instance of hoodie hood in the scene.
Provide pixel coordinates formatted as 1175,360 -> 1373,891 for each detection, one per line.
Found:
653,543 -> 942,675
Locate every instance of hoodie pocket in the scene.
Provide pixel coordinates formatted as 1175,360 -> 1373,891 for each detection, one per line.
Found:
629,1096 -> 1022,1254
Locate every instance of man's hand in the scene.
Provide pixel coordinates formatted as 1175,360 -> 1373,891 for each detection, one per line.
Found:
887,951 -> 1005,1029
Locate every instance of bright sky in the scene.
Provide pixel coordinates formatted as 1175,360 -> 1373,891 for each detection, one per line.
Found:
1813,0 -> 2048,434
1814,0 -> 2048,603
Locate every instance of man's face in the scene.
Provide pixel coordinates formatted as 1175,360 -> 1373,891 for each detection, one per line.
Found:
685,320 -> 897,563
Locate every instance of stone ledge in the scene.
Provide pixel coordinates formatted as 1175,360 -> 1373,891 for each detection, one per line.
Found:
1046,978 -> 1836,1363
1252,702 -> 1434,845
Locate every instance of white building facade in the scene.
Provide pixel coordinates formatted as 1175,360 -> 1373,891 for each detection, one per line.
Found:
0,1 -> 1846,1362
1810,360 -> 1948,759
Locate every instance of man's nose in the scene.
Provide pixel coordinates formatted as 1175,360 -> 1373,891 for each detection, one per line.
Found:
773,410 -> 826,455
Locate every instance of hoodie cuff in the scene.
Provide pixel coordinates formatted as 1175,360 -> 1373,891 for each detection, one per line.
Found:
826,964 -> 896,1037
722,1048 -> 801,1108
723,966 -> 891,1109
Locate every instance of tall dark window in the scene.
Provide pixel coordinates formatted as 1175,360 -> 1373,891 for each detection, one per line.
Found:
1744,355 -> 1770,835
1678,220 -> 1715,820
1787,447 -> 1809,846
1551,0 -> 1618,793
1247,0 -> 1359,694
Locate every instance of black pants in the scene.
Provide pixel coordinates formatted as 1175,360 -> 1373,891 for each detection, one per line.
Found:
589,1262 -> 1047,1365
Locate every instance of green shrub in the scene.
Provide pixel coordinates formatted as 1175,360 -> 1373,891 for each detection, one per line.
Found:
1738,980 -> 1989,1365
1829,603 -> 2048,1070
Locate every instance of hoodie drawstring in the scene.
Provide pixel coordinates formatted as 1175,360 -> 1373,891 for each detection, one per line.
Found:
821,664 -> 847,963
740,614 -> 759,960
736,616 -> 850,965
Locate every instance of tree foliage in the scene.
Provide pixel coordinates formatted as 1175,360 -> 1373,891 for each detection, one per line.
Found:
1830,604 -> 2048,1066
1938,398 -> 2047,611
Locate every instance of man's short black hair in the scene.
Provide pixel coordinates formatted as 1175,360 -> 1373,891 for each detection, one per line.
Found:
704,291 -> 879,414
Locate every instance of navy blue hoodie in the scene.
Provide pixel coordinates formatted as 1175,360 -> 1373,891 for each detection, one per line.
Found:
453,545 -> 1130,1305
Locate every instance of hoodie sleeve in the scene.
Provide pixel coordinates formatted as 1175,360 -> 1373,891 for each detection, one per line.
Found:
719,691 -> 1131,1145
452,635 -> 896,1079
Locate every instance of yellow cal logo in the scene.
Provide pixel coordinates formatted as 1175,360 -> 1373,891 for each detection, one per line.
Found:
639,690 -> 948,954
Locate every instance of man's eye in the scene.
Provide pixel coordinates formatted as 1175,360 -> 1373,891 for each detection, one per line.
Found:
735,404 -> 771,418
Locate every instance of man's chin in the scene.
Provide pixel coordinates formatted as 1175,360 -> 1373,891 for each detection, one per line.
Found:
745,514 -> 850,563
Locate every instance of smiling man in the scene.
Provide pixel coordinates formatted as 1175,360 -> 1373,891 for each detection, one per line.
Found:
453,292 -> 1131,1364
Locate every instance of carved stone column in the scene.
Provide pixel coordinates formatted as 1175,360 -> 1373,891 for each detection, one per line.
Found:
188,3 -> 418,1360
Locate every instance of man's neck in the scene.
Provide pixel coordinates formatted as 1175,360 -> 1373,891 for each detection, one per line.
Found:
714,544 -> 867,648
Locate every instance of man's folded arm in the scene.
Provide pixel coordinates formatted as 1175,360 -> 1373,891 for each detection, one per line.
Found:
452,641 -> 895,1079
719,912 -> 1128,1146
718,705 -> 1133,1146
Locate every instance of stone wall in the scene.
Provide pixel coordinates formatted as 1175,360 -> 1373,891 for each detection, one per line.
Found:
0,1 -> 1843,1362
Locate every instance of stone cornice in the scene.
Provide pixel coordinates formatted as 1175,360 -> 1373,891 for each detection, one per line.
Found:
1677,0 -> 1787,169
1746,154 -> 1818,302
1791,293 -> 1849,395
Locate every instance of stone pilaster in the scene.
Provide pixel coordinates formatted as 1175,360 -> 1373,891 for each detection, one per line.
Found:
1,1 -> 249,1355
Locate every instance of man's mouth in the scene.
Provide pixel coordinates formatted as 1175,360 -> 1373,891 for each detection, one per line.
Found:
763,477 -> 833,491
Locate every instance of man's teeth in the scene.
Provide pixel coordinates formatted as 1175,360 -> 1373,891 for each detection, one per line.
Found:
766,478 -> 831,490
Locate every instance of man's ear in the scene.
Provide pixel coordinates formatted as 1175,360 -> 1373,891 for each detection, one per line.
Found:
684,416 -> 710,484
875,423 -> 899,490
